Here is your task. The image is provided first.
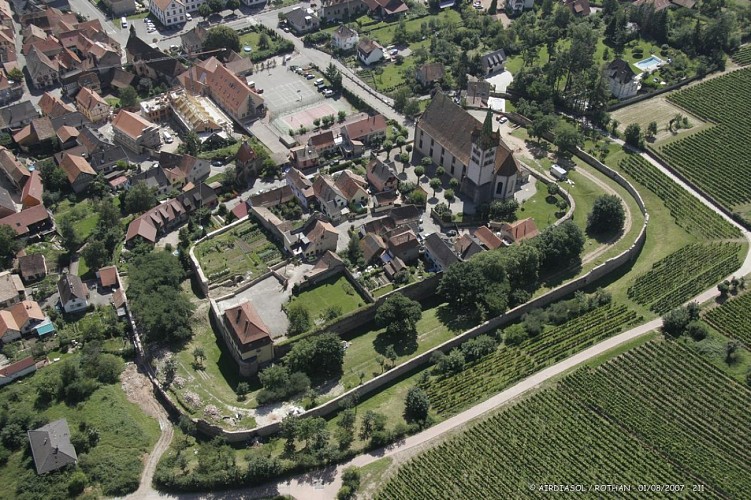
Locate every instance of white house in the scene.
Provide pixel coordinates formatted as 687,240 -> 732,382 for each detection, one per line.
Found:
150,0 -> 186,27
505,0 -> 534,12
57,274 -> 89,314
357,38 -> 383,66
332,25 -> 359,51
605,58 -> 640,100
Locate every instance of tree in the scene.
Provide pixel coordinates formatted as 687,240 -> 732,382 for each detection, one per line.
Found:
624,123 -> 644,148
58,217 -> 81,253
404,386 -> 430,423
686,321 -> 708,341
429,177 -> 441,197
404,98 -> 420,118
0,225 -> 21,269
284,333 -> 345,379
646,121 -> 658,139
192,347 -> 205,368
488,0 -> 498,14
384,345 -> 397,367
587,194 -> 625,235
81,239 -> 109,271
123,181 -> 157,215
414,165 -> 425,178
7,67 -> 22,83
208,0 -> 225,11
382,140 -> 393,159
444,189 -> 455,206
345,235 -> 364,268
236,382 -> 250,400
375,293 -> 422,337
204,26 -> 240,53
489,198 -> 519,222
553,121 -> 582,153
530,114 -> 557,142
532,220 -> 585,271
163,358 -> 177,387
325,63 -> 343,91
359,410 -> 386,439
180,130 -> 200,156
398,152 -> 410,172
718,280 -> 730,299
287,302 -> 311,335
662,306 -> 691,337
434,348 -> 465,374
547,182 -> 560,197
119,85 -> 139,108
199,2 -> 211,16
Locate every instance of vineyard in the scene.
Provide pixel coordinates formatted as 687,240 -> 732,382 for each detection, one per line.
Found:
660,68 -> 751,221
731,45 -> 751,66
377,341 -> 751,499
704,292 -> 751,347
424,303 -> 641,416
618,155 -> 740,240
627,242 -> 742,314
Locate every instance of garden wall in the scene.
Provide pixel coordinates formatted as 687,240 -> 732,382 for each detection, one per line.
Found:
189,215 -> 252,296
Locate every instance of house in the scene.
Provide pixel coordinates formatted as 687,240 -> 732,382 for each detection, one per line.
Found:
363,0 -> 409,18
480,49 -> 506,76
605,58 -> 640,100
0,185 -> 14,216
416,62 -> 444,87
17,254 -> 47,283
12,117 -> 56,152
415,92 -> 520,205
635,0 -> 695,10
464,77 -> 492,108
28,419 -> 77,474
423,232 -> 458,272
308,130 -> 337,155
563,0 -> 591,16
454,233 -> 484,260
233,141 -> 259,177
100,0 -> 136,15
0,70 -> 23,106
25,46 -> 59,89
38,92 -> 75,118
59,70 -> 102,99
373,189 -> 398,211
220,301 -> 273,376
313,174 -> 347,221
65,128 -> 128,174
0,300 -> 51,339
112,288 -> 127,318
150,0 -> 186,27
59,153 -> 96,194
180,25 -> 207,55
159,151 -> 211,184
0,357 -> 36,386
386,226 -> 419,262
366,155 -> 397,192
0,271 -> 24,308
342,114 -> 387,149
224,51 -> 255,77
75,87 -> 110,123
357,38 -> 383,66
290,145 -> 319,170
320,0 -> 365,22
112,110 -> 161,153
335,170 -> 369,206
285,8 -> 320,34
0,205 -> 53,238
56,125 -> 80,149
505,0 -> 534,13
128,168 -> 173,197
292,219 -> 338,258
0,146 -> 29,190
286,167 -> 315,209
125,184 -> 217,246
360,233 -> 387,263
331,25 -> 359,51
58,273 -> 89,313
499,217 -> 539,244
473,225 -> 502,250
0,101 -> 39,131
126,33 -> 186,86
383,254 -> 406,280
96,265 -> 119,289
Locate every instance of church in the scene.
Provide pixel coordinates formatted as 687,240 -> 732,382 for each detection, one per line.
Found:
414,92 -> 520,206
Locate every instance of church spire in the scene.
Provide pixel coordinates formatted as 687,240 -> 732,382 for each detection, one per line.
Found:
474,110 -> 497,151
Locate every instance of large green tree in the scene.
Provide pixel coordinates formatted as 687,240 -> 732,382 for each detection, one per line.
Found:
203,26 -> 240,54
375,293 -> 422,337
0,225 -> 21,269
284,333 -> 344,380
587,194 -> 626,235
123,181 -> 157,215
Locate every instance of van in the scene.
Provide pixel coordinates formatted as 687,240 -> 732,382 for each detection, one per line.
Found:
314,78 -> 324,86
248,81 -> 256,88
121,17 -> 128,28
163,131 -> 173,143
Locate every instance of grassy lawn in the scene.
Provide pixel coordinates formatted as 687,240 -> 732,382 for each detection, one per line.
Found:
199,141 -> 243,161
25,241 -> 65,270
372,283 -> 395,297
54,199 -> 99,241
516,178 -> 562,231
339,300 -> 476,390
77,253 -> 90,278
170,302 -> 261,422
288,275 -> 366,323
194,218 -> 284,282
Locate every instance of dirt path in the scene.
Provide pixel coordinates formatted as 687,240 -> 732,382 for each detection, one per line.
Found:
121,363 -> 174,500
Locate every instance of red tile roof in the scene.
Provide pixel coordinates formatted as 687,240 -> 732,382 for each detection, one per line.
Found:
344,114 -> 387,141
224,301 -> 271,349
0,204 -> 50,236
473,226 -> 502,250
97,265 -> 118,288
21,170 -> 43,208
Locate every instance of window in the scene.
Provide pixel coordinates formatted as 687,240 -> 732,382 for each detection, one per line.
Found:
496,182 -> 504,195
419,140 -> 422,148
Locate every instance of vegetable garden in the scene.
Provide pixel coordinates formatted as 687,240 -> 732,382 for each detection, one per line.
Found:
423,303 -> 641,416
659,69 -> 751,223
618,155 -> 740,240
195,218 -> 283,283
627,242 -> 742,314
704,292 -> 751,347
377,340 -> 751,499
731,45 -> 751,66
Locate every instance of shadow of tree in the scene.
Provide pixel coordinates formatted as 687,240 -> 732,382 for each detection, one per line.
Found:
373,329 -> 417,357
435,303 -> 479,334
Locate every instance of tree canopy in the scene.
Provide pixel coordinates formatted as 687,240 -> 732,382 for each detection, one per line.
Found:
375,293 -> 423,337
587,194 -> 626,235
203,26 -> 240,54
284,333 -> 345,380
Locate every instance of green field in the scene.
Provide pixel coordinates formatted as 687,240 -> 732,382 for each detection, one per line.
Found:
516,179 -> 563,231
288,275 -> 366,323
704,291 -> 751,347
731,45 -> 751,65
376,340 -> 751,498
0,356 -> 159,498
659,68 -> 751,224
54,199 -> 99,242
194,218 -> 283,283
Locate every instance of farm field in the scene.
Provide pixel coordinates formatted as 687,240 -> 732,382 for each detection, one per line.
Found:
658,68 -> 751,224
376,340 -> 751,499
287,275 -> 366,324
627,242 -> 743,314
194,218 -> 283,283
704,291 -> 751,347
731,45 -> 751,65
618,154 -> 741,239
423,302 -> 641,416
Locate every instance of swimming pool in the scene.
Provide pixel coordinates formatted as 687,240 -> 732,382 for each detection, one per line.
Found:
634,55 -> 664,72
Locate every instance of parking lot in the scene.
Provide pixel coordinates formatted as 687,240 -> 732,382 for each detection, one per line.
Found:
250,60 -> 323,115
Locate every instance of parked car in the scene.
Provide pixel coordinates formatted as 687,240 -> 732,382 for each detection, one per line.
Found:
185,13 -> 192,20
305,73 -> 315,80
323,89 -> 335,97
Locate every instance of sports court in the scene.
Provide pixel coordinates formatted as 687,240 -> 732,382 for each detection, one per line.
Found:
274,102 -> 341,132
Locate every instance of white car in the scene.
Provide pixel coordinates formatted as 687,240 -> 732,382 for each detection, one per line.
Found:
185,13 -> 192,20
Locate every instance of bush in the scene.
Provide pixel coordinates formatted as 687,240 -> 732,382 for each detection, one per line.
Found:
460,335 -> 498,362
434,349 -> 465,375
404,386 -> 430,423
662,306 -> 692,337
587,195 -> 626,235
